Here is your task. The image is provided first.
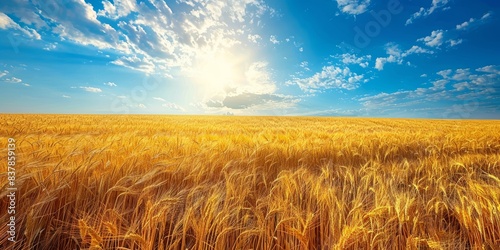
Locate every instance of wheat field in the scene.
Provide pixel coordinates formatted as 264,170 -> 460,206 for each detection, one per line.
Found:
1,115 -> 500,249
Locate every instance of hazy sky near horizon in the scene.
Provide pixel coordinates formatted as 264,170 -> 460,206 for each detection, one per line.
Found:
0,0 -> 499,118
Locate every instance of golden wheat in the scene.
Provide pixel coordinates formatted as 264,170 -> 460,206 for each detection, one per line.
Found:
1,115 -> 499,249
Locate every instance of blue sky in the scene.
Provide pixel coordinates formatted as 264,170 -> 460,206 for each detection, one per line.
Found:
0,0 -> 499,118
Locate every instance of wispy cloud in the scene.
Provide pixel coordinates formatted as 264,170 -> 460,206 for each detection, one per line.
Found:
104,81 -> 117,87
4,77 -> 21,83
0,70 -> 9,78
2,74 -> 30,87
269,35 -> 280,44
153,97 -> 166,102
300,61 -> 310,71
448,39 -> 463,47
79,86 -> 102,93
375,43 -> 433,71
1,0 -> 272,79
456,12 -> 492,30
62,95 -> 71,98
98,0 -> 138,20
248,34 -> 261,43
477,65 -> 500,74
406,0 -> 450,25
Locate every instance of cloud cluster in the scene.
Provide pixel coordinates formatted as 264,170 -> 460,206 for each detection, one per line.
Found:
417,30 -> 444,47
335,0 -> 371,15
375,43 -> 433,70
337,53 -> 372,68
0,12 -> 40,39
288,65 -> 365,93
0,70 -> 30,86
359,65 -> 499,117
416,13 -> 491,49
104,82 -> 117,87
1,0 -> 272,79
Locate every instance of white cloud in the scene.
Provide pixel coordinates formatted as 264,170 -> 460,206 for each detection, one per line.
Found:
248,34 -> 261,43
441,66 -> 499,92
300,61 -> 310,71
79,86 -> 102,93
138,103 -> 147,109
0,0 -> 47,29
406,0 -> 450,25
31,0 -> 124,50
452,68 -> 470,81
375,44 -> 432,71
427,0 -> 450,15
104,81 -> 117,87
437,69 -> 452,78
2,75 -> 30,86
269,35 -> 279,44
43,43 -> 58,51
358,65 -> 499,117
2,0 -> 274,84
456,12 -> 492,30
2,0 -> 302,114
288,65 -> 364,92
403,45 -> 433,56
476,65 -> 500,75
430,79 -> 449,90
339,53 -> 372,68
112,55 -> 155,74
456,18 -> 474,30
417,30 -> 444,47
0,12 -> 41,39
335,0 -> 371,15
98,0 -> 138,19
449,39 -> 463,47
62,95 -> 71,98
4,77 -> 22,83
153,97 -> 167,102
0,12 -> 13,29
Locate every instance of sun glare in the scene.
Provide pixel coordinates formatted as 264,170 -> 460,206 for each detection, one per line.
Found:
192,52 -> 240,94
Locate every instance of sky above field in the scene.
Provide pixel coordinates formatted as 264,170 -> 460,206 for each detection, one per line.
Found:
0,0 -> 499,118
